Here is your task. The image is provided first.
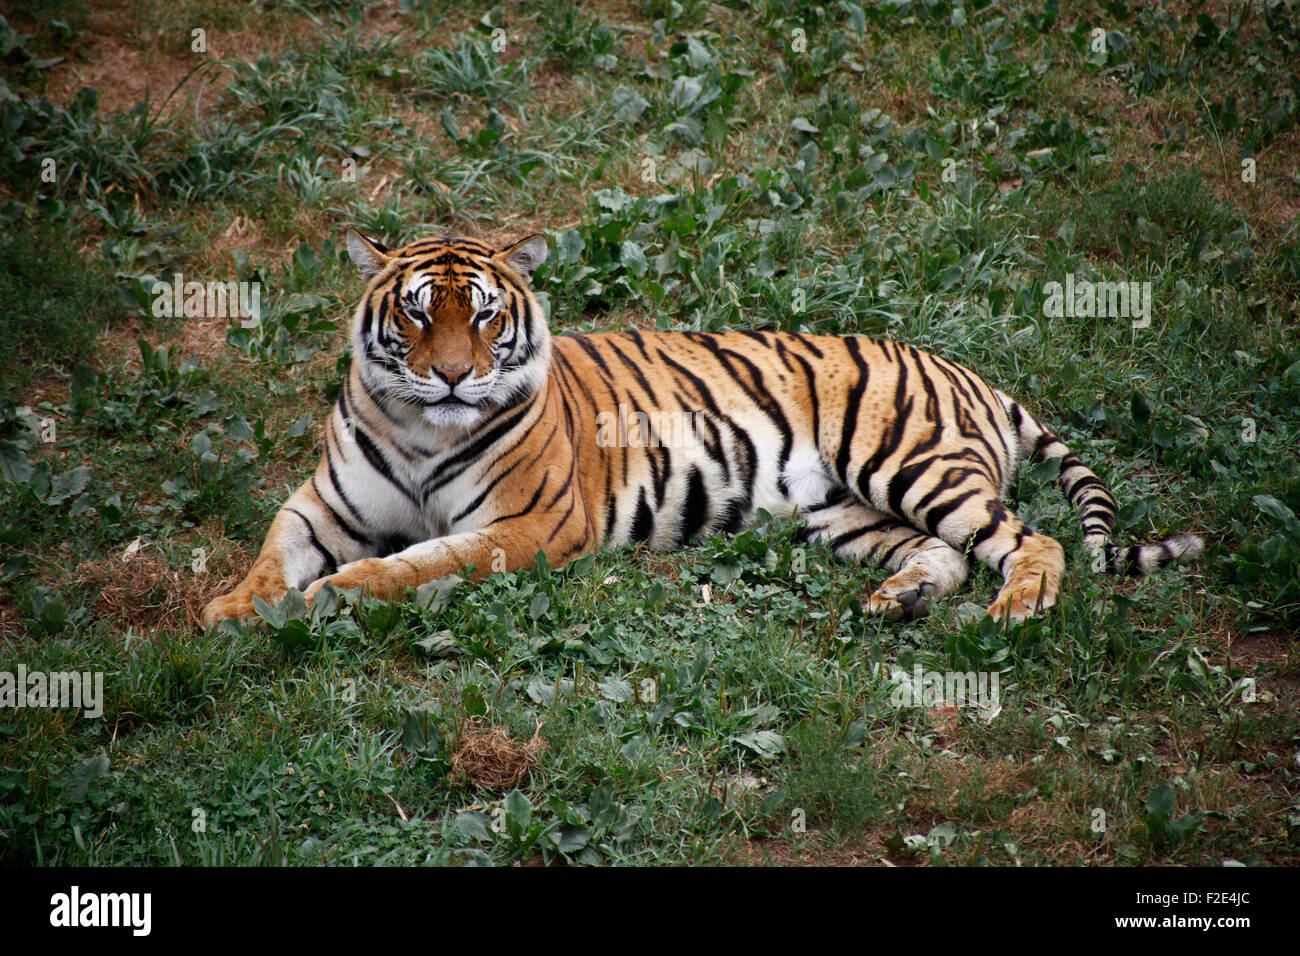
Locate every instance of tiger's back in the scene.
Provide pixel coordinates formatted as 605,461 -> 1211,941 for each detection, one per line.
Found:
552,330 -> 1013,544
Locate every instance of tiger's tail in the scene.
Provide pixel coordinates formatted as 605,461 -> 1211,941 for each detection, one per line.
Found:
1000,394 -> 1203,575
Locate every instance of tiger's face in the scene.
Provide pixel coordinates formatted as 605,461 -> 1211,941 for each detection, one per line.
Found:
346,230 -> 550,430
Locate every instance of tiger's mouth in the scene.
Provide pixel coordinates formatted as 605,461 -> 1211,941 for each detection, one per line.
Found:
399,364 -> 499,410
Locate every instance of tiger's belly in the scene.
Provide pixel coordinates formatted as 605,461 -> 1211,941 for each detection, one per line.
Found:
596,408 -> 837,551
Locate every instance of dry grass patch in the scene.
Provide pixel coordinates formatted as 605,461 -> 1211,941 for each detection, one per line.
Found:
450,716 -> 547,789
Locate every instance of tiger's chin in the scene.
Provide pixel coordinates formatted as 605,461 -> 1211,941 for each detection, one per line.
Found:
420,402 -> 486,430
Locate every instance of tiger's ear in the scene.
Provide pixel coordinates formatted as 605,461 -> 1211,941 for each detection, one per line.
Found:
496,233 -> 548,282
346,229 -> 391,281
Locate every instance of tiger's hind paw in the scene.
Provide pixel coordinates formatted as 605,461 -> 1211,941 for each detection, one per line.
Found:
986,576 -> 1057,623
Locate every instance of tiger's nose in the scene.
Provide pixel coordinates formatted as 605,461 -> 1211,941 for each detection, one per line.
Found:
435,365 -> 472,385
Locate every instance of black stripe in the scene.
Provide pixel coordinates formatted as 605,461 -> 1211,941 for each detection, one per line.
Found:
1064,472 -> 1108,501
966,500 -> 1010,554
691,409 -> 730,483
878,533 -> 925,568
912,462 -> 981,512
603,469 -> 618,544
857,341 -> 914,508
288,508 -> 339,574
940,358 -> 1010,474
451,454 -> 526,524
489,474 -> 549,525
375,533 -> 415,558
922,488 -> 981,537
829,518 -> 894,552
605,336 -> 659,404
568,332 -> 615,378
650,441 -> 672,508
353,425 -> 418,504
773,337 -> 797,374
793,333 -> 824,359
679,467 -> 710,544
697,337 -> 794,496
657,348 -> 758,510
630,487 -> 654,543
997,532 -> 1025,575
625,329 -> 653,363
310,475 -> 369,546
323,434 -> 369,531
787,350 -> 821,453
836,338 -> 870,483
547,490 -> 579,543
546,468 -> 574,509
805,487 -> 850,512
716,497 -> 746,534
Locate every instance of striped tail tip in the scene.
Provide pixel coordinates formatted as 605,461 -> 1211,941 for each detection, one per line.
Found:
1097,534 -> 1204,576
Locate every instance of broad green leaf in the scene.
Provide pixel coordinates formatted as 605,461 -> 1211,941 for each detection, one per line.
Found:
927,821 -> 957,847
609,87 -> 648,123
252,594 -> 285,629
452,811 -> 491,843
1253,494 -> 1295,524
729,730 -> 785,758
414,573 -> 462,611
504,789 -> 532,826
551,825 -> 591,854
287,413 -> 313,438
528,592 -> 550,620
597,678 -> 634,702
46,465 -> 92,505
65,754 -> 110,802
402,706 -> 444,758
413,629 -> 461,658
0,441 -> 33,485
1145,781 -> 1176,821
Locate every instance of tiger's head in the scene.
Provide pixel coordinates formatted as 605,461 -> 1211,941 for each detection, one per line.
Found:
345,230 -> 551,430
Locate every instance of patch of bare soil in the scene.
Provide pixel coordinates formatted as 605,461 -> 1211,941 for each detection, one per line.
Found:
43,26 -> 200,113
41,1 -> 301,115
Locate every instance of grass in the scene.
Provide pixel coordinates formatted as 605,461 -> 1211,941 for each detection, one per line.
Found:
0,0 -> 1297,866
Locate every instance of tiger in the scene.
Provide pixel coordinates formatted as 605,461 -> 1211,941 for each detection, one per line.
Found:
201,230 -> 1203,629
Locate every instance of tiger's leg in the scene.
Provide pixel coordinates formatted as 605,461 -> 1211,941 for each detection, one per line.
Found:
301,512 -> 594,606
800,496 -> 969,620
201,477 -> 376,627
906,484 -> 1064,622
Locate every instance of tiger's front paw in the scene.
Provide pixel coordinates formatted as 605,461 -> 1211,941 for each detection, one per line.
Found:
303,558 -> 391,605
867,582 -> 934,621
202,592 -> 257,629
